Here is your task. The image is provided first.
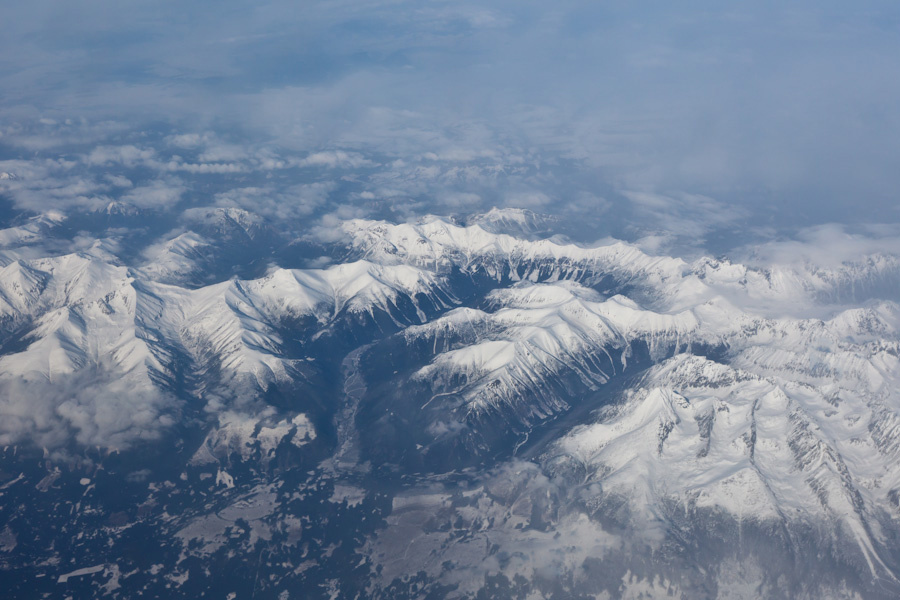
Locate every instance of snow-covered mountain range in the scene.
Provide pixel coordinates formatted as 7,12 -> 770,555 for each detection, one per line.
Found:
2,207 -> 900,599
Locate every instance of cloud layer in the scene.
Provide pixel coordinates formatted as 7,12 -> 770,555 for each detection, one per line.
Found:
1,1 -> 898,250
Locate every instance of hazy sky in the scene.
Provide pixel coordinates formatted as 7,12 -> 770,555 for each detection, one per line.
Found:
2,0 -> 899,250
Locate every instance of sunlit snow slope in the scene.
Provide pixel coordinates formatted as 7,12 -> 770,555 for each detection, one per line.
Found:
2,208 -> 900,599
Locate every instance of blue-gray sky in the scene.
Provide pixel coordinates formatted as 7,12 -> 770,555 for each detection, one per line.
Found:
2,0 -> 900,251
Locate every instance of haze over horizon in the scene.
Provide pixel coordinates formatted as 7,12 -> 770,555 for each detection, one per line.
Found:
2,1 -> 899,255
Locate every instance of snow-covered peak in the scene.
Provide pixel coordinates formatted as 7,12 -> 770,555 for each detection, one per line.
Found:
0,211 -> 66,250
100,200 -> 142,216
486,280 -> 604,308
337,216 -> 900,323
826,303 -> 900,343
322,260 -> 446,315
0,252 -> 130,320
339,217 -> 688,286
139,231 -> 212,284
182,206 -> 267,240
541,298 -> 900,573
466,207 -> 557,236
404,280 -> 708,420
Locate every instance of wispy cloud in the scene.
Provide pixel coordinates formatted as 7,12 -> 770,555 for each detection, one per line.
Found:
0,1 -> 898,247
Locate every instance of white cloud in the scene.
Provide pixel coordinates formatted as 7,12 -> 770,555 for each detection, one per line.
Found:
296,150 -> 374,169
0,370 -> 179,451
85,144 -> 156,168
739,223 -> 900,269
621,190 -> 746,240
197,143 -> 249,163
104,174 -> 133,188
121,179 -> 185,209
438,191 -> 482,209
213,181 -> 336,220
165,133 -> 212,149
502,191 -> 553,209
165,160 -> 246,174
0,119 -> 131,151
0,1 -> 897,252
0,158 -> 114,212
